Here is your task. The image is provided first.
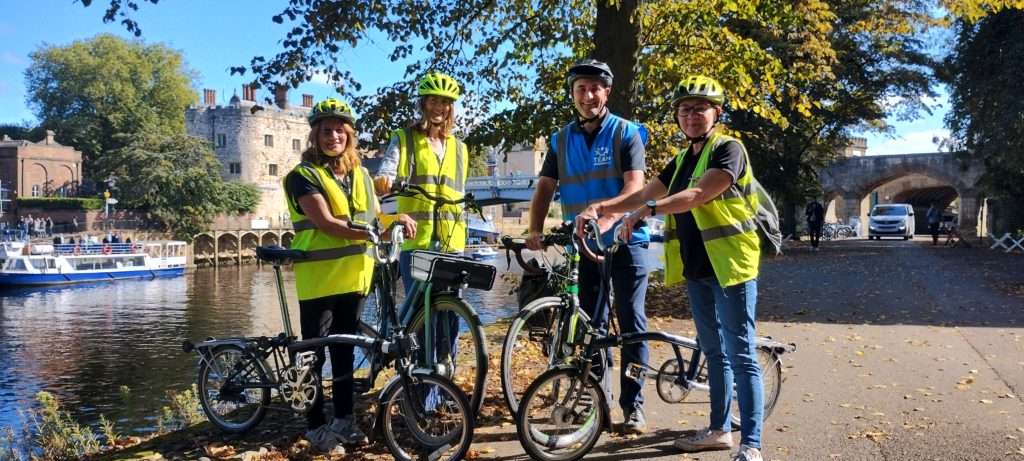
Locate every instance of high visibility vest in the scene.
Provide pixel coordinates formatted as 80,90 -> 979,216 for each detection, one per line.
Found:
663,133 -> 760,287
553,113 -> 649,245
286,162 -> 376,300
394,127 -> 467,252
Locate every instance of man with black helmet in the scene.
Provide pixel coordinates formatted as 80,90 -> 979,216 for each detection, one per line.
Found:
527,58 -> 651,434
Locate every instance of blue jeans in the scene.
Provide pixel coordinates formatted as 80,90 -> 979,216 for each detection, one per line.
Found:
578,242 -> 649,410
687,277 -> 763,449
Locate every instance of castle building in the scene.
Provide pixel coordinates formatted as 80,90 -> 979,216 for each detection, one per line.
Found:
185,86 -> 313,223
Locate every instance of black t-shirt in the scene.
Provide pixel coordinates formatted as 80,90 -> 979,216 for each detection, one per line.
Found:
284,167 -> 352,216
538,115 -> 646,180
655,140 -> 746,281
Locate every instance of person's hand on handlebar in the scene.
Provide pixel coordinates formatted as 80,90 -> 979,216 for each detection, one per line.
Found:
619,208 -> 647,244
526,231 -> 545,251
575,204 -> 600,238
396,213 -> 417,239
374,176 -> 393,195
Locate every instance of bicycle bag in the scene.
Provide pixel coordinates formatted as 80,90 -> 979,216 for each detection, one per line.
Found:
517,258 -> 562,309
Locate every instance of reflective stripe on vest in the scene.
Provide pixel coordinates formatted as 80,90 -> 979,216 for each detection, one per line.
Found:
285,163 -> 375,300
395,127 -> 467,252
662,133 -> 760,287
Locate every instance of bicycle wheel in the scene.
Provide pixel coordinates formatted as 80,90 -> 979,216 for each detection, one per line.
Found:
381,372 -> 473,461
728,347 -> 784,426
517,367 -> 605,461
656,357 -> 696,403
500,296 -> 562,416
354,268 -> 396,392
197,345 -> 271,433
407,295 -> 488,415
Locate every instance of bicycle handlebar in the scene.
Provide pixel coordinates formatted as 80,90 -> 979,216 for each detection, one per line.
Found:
385,180 -> 484,218
349,221 -> 402,264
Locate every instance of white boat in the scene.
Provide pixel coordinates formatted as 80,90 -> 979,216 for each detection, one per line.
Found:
468,245 -> 499,261
0,241 -> 187,287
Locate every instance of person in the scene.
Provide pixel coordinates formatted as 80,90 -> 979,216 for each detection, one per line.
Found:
805,198 -> 824,250
284,97 -> 414,455
583,75 -> 766,461
68,236 -> 76,245
927,202 -> 941,245
374,71 -> 465,292
528,58 -> 651,434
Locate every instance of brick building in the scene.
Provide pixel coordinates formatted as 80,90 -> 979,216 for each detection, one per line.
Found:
0,130 -> 83,214
185,86 -> 315,223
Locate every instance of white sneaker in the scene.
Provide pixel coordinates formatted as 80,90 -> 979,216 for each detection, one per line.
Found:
305,424 -> 346,456
733,444 -> 763,461
673,427 -> 733,452
330,415 -> 369,446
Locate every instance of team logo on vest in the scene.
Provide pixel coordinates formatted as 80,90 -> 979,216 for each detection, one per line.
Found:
593,146 -> 612,166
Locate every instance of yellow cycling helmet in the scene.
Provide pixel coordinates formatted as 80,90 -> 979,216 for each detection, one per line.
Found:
308,98 -> 356,126
670,75 -> 726,107
417,72 -> 461,101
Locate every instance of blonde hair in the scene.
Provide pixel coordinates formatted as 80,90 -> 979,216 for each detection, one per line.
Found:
301,120 -> 360,177
413,96 -> 456,137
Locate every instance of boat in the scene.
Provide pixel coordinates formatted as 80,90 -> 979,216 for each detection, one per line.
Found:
0,241 -> 187,287
467,245 -> 499,261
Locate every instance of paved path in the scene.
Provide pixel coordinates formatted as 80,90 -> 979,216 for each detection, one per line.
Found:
477,238 -> 1024,461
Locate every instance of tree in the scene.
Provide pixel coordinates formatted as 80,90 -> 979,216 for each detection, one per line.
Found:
943,7 -> 1024,232
93,133 -> 230,240
0,122 -> 45,142
219,181 -> 263,216
24,34 -> 197,177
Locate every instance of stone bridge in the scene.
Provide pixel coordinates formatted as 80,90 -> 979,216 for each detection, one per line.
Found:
820,152 -> 985,233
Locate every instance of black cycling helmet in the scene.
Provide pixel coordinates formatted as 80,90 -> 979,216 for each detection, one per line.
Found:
567,59 -> 613,87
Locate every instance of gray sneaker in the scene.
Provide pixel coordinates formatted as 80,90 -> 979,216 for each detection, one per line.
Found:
305,424 -> 346,456
673,427 -> 733,452
622,404 -> 647,434
732,444 -> 763,461
330,415 -> 369,446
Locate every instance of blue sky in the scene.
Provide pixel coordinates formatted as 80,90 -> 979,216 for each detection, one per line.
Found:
0,0 -> 948,155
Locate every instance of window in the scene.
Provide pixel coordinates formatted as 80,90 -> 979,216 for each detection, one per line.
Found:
216,134 -> 226,148
229,162 -> 242,174
268,164 -> 279,176
264,135 -> 274,147
31,185 -> 40,197
293,139 -> 302,151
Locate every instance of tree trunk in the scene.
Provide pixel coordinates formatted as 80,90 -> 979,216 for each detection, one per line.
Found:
593,0 -> 641,119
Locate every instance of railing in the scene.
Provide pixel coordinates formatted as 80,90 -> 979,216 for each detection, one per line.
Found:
988,233 -> 1024,253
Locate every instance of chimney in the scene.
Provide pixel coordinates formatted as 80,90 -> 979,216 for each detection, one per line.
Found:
203,89 -> 216,105
274,86 -> 289,109
242,84 -> 252,101
302,94 -> 314,108
45,130 -> 55,145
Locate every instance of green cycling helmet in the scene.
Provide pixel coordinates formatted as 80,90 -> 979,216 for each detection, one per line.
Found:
308,98 -> 356,126
670,75 -> 727,107
417,72 -> 461,101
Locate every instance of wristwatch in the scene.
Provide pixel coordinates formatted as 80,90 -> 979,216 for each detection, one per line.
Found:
646,199 -> 657,216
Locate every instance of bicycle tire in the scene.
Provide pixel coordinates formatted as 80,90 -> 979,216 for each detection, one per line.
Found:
501,296 -> 608,417
517,367 -> 606,461
380,372 -> 474,461
726,347 -> 784,426
406,294 -> 489,416
197,345 -> 271,433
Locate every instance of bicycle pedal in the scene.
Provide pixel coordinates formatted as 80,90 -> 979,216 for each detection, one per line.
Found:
625,362 -> 646,382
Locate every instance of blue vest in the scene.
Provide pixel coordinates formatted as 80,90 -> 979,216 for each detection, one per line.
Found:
553,113 -> 650,246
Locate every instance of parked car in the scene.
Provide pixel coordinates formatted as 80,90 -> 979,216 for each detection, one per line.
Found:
868,204 -> 916,240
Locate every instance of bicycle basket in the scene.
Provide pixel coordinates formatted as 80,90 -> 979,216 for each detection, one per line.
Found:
409,250 -> 497,290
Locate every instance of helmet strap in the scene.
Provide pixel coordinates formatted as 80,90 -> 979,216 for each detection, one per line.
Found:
683,120 -> 719,143
577,106 -> 607,127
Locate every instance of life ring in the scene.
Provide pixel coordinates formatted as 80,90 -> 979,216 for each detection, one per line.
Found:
131,244 -> 141,253
102,244 -> 112,255
73,245 -> 82,256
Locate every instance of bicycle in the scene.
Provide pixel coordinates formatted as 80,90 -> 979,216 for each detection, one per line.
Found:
183,223 -> 475,461
352,181 -> 493,416
515,220 -> 796,461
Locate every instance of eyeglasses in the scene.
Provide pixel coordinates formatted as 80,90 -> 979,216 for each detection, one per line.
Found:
676,104 -> 713,117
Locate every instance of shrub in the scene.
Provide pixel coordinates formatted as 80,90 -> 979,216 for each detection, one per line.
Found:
15,197 -> 104,211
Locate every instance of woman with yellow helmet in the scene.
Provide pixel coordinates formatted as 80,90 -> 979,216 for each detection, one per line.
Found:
578,76 -> 767,461
284,97 -> 415,455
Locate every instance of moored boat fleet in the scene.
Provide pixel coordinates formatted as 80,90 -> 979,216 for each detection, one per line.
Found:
0,240 -> 187,287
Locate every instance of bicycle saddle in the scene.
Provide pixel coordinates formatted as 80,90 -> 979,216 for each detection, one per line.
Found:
255,245 -> 309,265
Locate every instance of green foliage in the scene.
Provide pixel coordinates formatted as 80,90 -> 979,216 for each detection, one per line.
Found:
467,145 -> 490,178
164,384 -> 206,429
24,391 -> 103,459
0,122 -> 45,142
24,33 -> 198,177
218,181 -> 262,216
93,133 -> 225,240
0,426 -> 22,461
16,197 -> 105,211
943,8 -> 1024,232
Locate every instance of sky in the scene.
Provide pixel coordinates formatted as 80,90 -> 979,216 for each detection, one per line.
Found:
0,0 -> 949,155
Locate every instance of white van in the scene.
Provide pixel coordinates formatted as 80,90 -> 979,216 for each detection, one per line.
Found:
867,204 -> 915,240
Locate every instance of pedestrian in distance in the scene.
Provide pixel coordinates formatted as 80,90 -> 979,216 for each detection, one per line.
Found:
530,58 -> 652,434
283,97 -> 415,455
587,75 -> 767,461
927,202 -> 942,245
805,197 -> 824,250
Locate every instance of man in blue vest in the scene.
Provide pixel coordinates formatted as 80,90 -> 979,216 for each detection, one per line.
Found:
526,58 -> 651,434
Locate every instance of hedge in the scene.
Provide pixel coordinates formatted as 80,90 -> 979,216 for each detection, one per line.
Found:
16,197 -> 105,210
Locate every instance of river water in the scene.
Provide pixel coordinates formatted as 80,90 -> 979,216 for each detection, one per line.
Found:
0,244 -> 662,435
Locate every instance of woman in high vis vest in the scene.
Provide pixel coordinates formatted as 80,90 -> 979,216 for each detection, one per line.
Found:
284,98 -> 415,455
577,76 -> 766,461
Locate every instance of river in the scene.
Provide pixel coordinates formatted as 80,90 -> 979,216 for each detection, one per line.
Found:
0,244 -> 662,436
